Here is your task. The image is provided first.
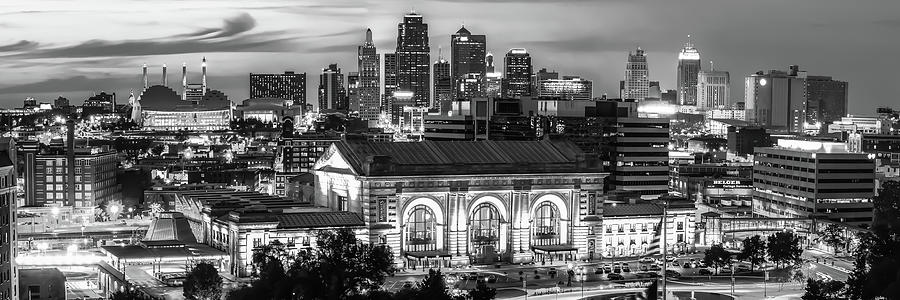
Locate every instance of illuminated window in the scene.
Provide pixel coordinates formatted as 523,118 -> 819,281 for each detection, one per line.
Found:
471,203 -> 501,250
404,205 -> 436,252
532,202 -> 561,245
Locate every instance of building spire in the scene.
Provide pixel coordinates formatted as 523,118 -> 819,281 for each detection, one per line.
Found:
201,56 -> 207,95
710,60 -> 715,71
365,28 -> 373,45
686,34 -> 693,48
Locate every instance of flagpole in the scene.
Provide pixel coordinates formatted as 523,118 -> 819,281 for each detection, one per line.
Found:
661,199 -> 668,300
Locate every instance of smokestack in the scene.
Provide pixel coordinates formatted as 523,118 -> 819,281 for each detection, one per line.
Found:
182,62 -> 188,100
201,57 -> 207,95
162,64 -> 168,87
66,118 -> 75,207
142,63 -> 148,90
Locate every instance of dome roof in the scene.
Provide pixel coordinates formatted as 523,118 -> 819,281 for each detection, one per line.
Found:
140,85 -> 230,111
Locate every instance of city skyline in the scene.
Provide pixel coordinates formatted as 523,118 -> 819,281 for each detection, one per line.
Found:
0,0 -> 899,114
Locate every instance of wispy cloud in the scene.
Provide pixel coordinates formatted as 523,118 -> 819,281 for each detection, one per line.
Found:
0,40 -> 40,52
6,13 -> 295,59
178,12 -> 257,39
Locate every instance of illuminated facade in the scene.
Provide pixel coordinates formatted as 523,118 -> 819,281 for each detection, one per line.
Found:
451,26 -> 487,99
676,40 -> 701,106
537,77 -> 593,101
697,70 -> 730,110
249,72 -> 307,106
28,148 -> 121,209
752,139 -> 876,227
138,85 -> 231,131
623,47 -> 649,101
318,64 -> 348,112
357,29 -> 381,121
395,13 -> 431,107
601,201 -> 696,256
501,48 -> 532,98
313,140 -> 607,267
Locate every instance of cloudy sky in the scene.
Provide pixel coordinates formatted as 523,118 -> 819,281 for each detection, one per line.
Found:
1,0 -> 898,114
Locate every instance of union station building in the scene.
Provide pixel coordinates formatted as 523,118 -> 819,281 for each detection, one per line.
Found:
313,139 -> 610,268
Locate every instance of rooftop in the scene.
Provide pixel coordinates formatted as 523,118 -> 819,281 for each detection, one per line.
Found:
219,210 -> 365,229
329,139 -> 602,176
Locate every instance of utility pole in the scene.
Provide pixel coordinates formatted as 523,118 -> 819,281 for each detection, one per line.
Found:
661,199 -> 668,300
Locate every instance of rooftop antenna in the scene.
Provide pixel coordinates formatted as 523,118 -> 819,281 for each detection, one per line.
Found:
710,60 -> 715,71
686,34 -> 693,48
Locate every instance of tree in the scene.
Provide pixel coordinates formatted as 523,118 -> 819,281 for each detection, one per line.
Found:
737,235 -> 768,272
183,262 -> 223,300
820,224 -> 847,255
702,244 -> 732,274
287,228 -> 395,300
767,231 -> 803,269
845,181 -> 900,299
803,278 -> 845,300
415,269 -> 457,300
468,280 -> 497,300
109,288 -> 142,300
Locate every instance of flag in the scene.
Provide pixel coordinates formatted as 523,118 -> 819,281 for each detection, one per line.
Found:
645,219 -> 664,255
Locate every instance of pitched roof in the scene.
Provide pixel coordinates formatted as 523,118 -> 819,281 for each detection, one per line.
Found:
143,211 -> 198,244
330,139 -> 601,176
222,210 -> 365,229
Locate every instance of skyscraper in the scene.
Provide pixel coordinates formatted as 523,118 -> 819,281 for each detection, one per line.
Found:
318,64 -> 347,111
677,39 -> 701,106
450,25 -> 487,99
347,72 -> 360,112
357,29 -> 381,121
697,67 -> 730,109
484,53 -> 502,98
805,76 -> 848,126
249,72 -> 307,106
501,48 -> 532,98
433,53 -> 452,113
744,66 -> 807,132
395,12 -> 431,107
383,53 -> 398,99
623,47 -> 649,101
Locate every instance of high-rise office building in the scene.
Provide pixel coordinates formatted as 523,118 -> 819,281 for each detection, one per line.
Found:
395,12 -> 431,107
347,72 -> 360,112
484,53 -> 502,98
753,139 -> 875,227
623,47 -> 649,101
806,76 -> 848,126
677,40 -> 701,106
744,66 -> 807,132
0,138 -> 17,300
501,48 -> 532,98
318,64 -> 347,111
537,76 -> 593,101
357,29 -> 381,121
533,68 -> 559,96
697,69 -> 730,109
451,25 -> 487,99
249,72 -> 307,106
433,54 -> 452,113
54,96 -> 69,108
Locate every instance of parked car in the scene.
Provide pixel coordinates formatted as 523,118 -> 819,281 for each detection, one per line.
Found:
607,273 -> 624,280
604,266 -> 612,273
613,266 -> 622,273
682,262 -> 693,268
635,272 -> 654,279
639,257 -> 656,264
595,268 -> 605,274
623,265 -> 631,273
469,272 -> 479,280
699,268 -> 714,275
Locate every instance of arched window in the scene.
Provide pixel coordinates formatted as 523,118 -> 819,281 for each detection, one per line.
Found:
532,202 -> 561,246
404,206 -> 436,252
470,203 -> 501,249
